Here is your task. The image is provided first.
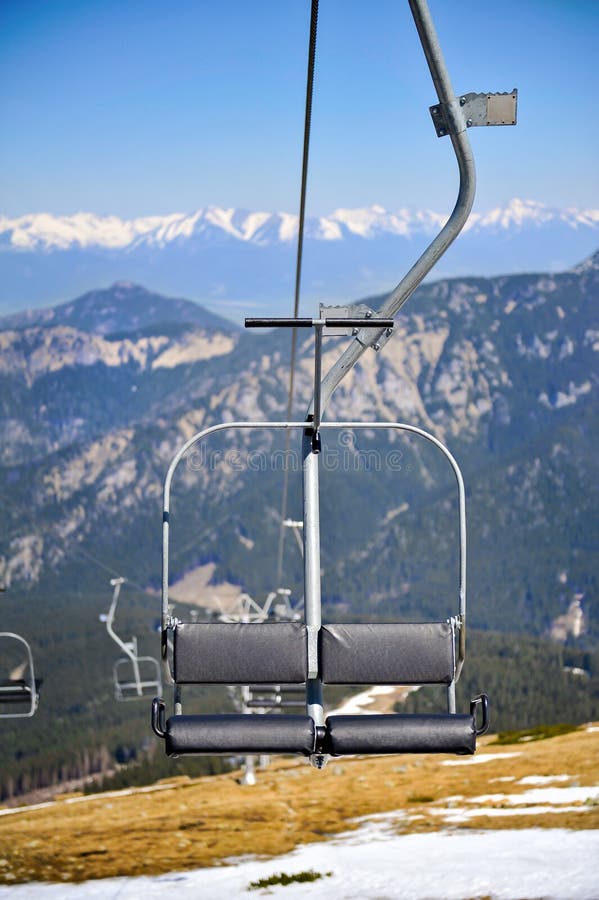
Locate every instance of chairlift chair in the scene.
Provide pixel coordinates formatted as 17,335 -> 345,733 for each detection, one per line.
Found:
152,0 -> 515,767
153,405 -> 488,764
101,577 -> 162,701
0,632 -> 41,718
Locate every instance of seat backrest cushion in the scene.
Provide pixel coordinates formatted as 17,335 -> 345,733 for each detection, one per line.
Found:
320,622 -> 455,685
173,622 -> 308,684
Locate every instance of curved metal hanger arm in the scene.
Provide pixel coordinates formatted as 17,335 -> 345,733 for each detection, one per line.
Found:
314,0 -> 476,418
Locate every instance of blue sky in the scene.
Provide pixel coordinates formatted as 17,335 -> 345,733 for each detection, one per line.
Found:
1,0 -> 597,219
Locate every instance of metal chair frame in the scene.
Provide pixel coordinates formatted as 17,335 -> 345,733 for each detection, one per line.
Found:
102,577 -> 162,702
0,632 -> 39,718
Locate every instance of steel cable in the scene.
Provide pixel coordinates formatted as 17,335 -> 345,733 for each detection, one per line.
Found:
276,0 -> 319,586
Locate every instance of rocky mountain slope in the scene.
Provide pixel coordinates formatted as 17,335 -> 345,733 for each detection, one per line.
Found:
0,256 -> 596,642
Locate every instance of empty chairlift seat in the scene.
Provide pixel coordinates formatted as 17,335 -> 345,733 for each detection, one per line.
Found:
154,622 -> 317,757
153,618 -> 487,758
320,623 -> 481,756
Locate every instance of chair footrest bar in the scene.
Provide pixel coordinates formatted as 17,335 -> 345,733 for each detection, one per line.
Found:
165,714 -> 316,757
325,713 -> 476,756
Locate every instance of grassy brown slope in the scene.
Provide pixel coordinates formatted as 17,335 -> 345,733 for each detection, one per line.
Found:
0,724 -> 598,885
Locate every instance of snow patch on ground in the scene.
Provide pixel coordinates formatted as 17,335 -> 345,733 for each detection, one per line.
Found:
518,774 -> 573,785
467,786 -> 599,806
441,752 -> 522,766
2,827 -> 598,899
327,685 -> 396,716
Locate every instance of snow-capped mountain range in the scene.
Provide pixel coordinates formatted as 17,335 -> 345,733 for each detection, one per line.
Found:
2,198 -> 598,251
1,198 -> 598,319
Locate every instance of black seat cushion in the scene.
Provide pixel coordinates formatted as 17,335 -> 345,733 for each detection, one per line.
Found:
165,713 -> 316,756
326,713 -> 475,756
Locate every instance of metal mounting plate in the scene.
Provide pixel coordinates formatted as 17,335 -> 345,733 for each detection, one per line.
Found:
319,303 -> 376,336
430,89 -> 517,137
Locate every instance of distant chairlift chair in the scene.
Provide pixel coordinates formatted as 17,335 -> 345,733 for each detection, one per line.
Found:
101,577 -> 162,701
0,632 -> 41,718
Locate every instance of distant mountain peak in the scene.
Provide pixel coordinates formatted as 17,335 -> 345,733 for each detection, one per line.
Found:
2,199 -> 598,253
2,202 -> 598,320
0,282 -> 239,336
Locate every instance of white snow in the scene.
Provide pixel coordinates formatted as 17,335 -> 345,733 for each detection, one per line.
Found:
424,783 -> 599,825
431,805 -> 594,823
466,785 -> 599,805
441,752 -> 521,766
2,199 -> 597,251
518,774 -> 573,785
327,685 -> 397,716
1,826 -> 598,899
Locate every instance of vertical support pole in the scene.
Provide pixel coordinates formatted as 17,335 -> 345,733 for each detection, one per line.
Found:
312,323 -> 323,431
241,755 -> 256,785
130,638 -> 143,697
447,681 -> 456,714
302,429 -> 324,729
161,506 -> 171,664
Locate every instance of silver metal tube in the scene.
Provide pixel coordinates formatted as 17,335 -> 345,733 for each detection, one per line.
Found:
130,650 -> 143,698
105,578 -> 138,665
447,680 -> 456,714
408,0 -> 459,107
162,420 -> 308,632
313,0 -> 476,416
312,324 -> 323,431
302,430 -> 324,724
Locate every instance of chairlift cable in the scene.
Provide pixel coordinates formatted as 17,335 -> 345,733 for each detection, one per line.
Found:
277,0 -> 319,586
69,545 -> 147,595
0,488 -> 149,595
